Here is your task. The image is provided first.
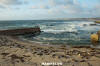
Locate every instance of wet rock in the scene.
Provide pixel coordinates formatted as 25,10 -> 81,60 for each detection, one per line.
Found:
66,50 -> 81,55
58,55 -> 66,59
80,52 -> 90,59
1,53 -> 9,56
90,23 -> 97,26
72,46 -> 91,48
23,52 -> 32,57
52,54 -> 56,58
80,60 -> 86,62
32,51 -> 37,54
72,59 -> 79,62
37,52 -> 43,56
35,47 -> 43,51
9,54 -> 25,62
43,49 -> 51,55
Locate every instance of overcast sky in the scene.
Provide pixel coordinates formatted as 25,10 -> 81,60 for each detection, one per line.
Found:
0,0 -> 99,20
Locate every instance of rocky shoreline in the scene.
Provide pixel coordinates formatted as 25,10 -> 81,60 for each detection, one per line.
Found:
0,36 -> 100,66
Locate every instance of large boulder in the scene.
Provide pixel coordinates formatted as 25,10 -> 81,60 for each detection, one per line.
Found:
90,34 -> 99,46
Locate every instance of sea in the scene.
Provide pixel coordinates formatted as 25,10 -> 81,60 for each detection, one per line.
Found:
0,20 -> 100,46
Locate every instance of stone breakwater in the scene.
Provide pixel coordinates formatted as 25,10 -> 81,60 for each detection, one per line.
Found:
0,36 -> 99,66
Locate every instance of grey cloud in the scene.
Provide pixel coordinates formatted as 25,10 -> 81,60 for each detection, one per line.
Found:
0,0 -> 28,9
50,0 -> 74,6
5,0 -> 22,5
0,0 -> 28,5
0,5 -> 6,8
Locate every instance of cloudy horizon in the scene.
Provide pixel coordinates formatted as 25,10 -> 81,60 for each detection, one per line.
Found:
0,0 -> 100,20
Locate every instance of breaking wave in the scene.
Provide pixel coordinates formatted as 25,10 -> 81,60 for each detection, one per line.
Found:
40,21 -> 97,34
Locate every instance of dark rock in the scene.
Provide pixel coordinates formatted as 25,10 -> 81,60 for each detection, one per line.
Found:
80,60 -> 86,62
72,59 -> 79,62
0,27 -> 41,36
52,54 -> 56,58
33,52 -> 37,54
58,55 -> 66,59
89,24 -> 97,26
1,53 -> 9,56
37,53 -> 43,56
10,54 -> 24,62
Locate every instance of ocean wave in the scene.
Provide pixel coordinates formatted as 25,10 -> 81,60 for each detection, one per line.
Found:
43,30 -> 78,34
40,21 -> 94,34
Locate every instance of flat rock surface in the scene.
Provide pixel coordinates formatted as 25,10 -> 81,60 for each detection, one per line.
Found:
0,36 -> 99,66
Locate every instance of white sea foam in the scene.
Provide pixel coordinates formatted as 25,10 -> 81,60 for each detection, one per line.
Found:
34,36 -> 82,41
40,21 -> 94,34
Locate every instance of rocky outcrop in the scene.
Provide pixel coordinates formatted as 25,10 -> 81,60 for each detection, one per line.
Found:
0,27 -> 41,36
